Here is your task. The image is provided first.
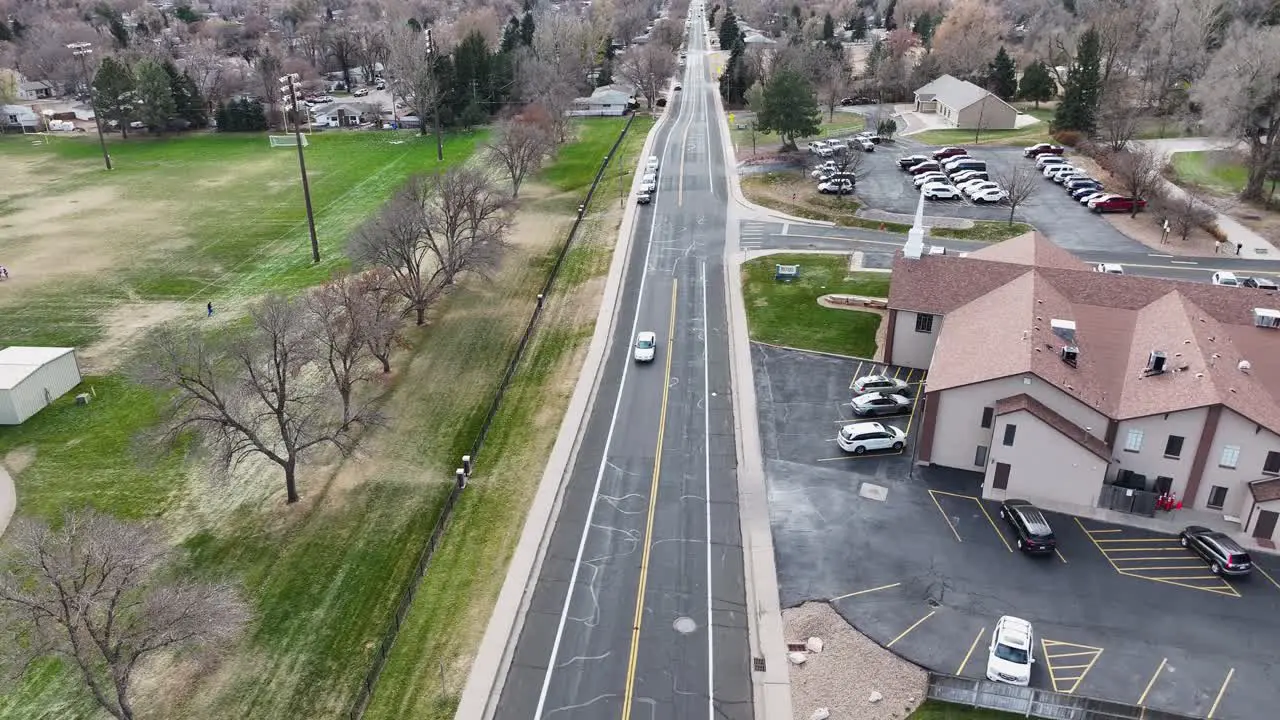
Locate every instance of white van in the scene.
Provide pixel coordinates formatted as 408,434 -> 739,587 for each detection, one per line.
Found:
646,155 -> 660,174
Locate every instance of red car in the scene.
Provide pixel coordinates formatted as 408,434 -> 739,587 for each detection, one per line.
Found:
932,146 -> 968,161
1090,196 -> 1148,214
907,161 -> 943,175
1023,143 -> 1065,158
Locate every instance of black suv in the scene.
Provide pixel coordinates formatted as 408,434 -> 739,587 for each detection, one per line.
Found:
999,499 -> 1057,554
1180,526 -> 1253,576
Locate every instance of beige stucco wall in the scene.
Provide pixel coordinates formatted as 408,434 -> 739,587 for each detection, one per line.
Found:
891,311 -> 941,370
982,410 -> 1108,510
930,374 -> 1109,471
1195,409 -> 1280,515
1111,408 -> 1208,496
955,96 -> 1017,130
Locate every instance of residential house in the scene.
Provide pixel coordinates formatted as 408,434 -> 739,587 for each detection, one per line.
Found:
912,74 -> 1017,131
1,104 -> 40,132
19,79 -> 56,101
310,103 -> 379,128
886,232 -> 1280,542
568,87 -> 632,117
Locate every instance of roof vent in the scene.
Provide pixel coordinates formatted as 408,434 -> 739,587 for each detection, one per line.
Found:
1051,319 -> 1077,344
1145,350 -> 1168,375
1239,360 -> 1252,373
1061,346 -> 1079,367
1254,308 -> 1280,328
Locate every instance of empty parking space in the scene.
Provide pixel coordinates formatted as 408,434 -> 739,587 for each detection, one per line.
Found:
927,490 -> 1012,551
1075,520 -> 1240,596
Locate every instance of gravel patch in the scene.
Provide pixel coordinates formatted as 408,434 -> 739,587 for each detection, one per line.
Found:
784,602 -> 928,720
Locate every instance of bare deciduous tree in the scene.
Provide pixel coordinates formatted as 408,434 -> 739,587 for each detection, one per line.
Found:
138,295 -> 368,504
0,511 -> 248,720
486,108 -> 555,198
1096,81 -> 1142,152
994,165 -> 1041,225
307,275 -> 375,426
1159,189 -> 1214,243
354,268 -> 407,374
387,25 -> 444,136
350,180 -> 437,326
618,43 -> 677,110
1108,145 -> 1165,217
929,0 -> 1009,81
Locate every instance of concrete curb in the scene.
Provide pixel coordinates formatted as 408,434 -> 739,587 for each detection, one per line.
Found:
714,82 -> 796,719
728,158 -> 836,226
454,113 -> 668,720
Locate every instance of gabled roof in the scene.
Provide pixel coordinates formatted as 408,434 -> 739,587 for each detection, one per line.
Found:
914,74 -> 1009,112
891,232 -> 1280,432
996,394 -> 1110,459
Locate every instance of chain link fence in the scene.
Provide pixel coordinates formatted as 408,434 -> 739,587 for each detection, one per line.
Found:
926,672 -> 1199,720
347,113 -> 638,719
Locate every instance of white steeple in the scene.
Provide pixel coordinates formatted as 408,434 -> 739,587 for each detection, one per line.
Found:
903,190 -> 926,259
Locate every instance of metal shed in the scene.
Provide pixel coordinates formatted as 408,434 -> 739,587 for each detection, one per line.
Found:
0,347 -> 83,425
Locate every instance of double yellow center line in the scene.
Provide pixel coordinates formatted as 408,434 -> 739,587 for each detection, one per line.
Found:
620,280 -> 679,719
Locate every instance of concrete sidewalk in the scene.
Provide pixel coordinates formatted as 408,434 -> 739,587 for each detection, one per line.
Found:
1136,137 -> 1278,258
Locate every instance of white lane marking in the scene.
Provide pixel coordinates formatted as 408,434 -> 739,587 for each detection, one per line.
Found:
701,259 -> 715,720
1148,253 -> 1174,258
534,68 -> 689,718
1171,260 -> 1199,265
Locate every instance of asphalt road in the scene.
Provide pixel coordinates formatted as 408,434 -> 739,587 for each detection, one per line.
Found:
743,219 -> 1280,283
495,13 -> 752,720
755,346 -> 1280,720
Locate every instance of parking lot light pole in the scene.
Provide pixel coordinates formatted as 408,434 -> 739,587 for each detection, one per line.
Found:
67,42 -> 112,171
279,73 -> 321,263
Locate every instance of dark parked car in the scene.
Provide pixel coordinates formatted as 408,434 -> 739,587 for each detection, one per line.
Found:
1181,526 -> 1252,576
1091,196 -> 1148,214
1242,276 -> 1280,290
1071,185 -> 1108,201
932,146 -> 969,161
999,499 -> 1057,554
907,161 -> 943,175
850,391 -> 911,417
1023,143 -> 1065,158
897,154 -> 930,170
840,96 -> 874,105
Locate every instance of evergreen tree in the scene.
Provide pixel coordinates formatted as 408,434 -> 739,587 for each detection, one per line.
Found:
0,18 -> 10,41
407,18 -> 422,32
214,102 -> 228,131
987,46 -> 1018,99
501,17 -> 521,53
883,0 -> 897,29
1054,27 -> 1102,133
452,30 -> 492,119
596,56 -> 614,87
519,12 -> 535,47
162,61 -> 205,127
756,68 -> 820,149
1018,60 -> 1055,108
865,39 -> 885,76
822,13 -> 835,40
10,19 -> 24,39
850,13 -> 868,41
134,58 -> 176,131
719,38 -> 755,105
718,10 -> 741,50
246,99 -> 267,131
174,4 -> 201,24
92,56 -> 136,139
914,12 -> 936,47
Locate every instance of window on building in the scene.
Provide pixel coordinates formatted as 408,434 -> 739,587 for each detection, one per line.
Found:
915,313 -> 934,333
1124,428 -> 1144,453
1002,424 -> 1017,446
1219,445 -> 1241,469
1207,486 -> 1229,510
1164,435 -> 1185,459
975,445 -> 988,466
980,407 -> 994,429
1265,451 -> 1280,475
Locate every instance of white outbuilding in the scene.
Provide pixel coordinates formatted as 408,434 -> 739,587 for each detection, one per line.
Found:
0,347 -> 83,425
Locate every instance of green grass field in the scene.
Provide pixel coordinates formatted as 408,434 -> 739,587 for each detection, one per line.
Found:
0,130 -> 481,348
731,111 -> 867,153
741,253 -> 888,357
911,108 -> 1054,147
1170,150 -> 1249,196
909,700 -> 1027,719
0,116 -> 651,720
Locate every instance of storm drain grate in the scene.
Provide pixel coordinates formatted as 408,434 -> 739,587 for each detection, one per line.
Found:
786,643 -> 808,652
753,657 -> 766,672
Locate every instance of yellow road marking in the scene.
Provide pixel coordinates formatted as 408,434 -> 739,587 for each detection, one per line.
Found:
886,611 -> 936,648
1086,528 -> 1124,533
975,499 -> 1013,552
1055,549 -> 1068,564
1096,538 -> 1187,543
927,490 -> 962,543
832,582 -> 901,601
957,627 -> 985,675
1115,564 -> 1209,570
1137,657 -> 1168,706
1045,650 -> 1097,659
1052,663 -> 1093,670
1102,547 -> 1184,552
1255,565 -> 1280,591
1040,640 -> 1104,694
849,361 -> 865,389
619,280 -> 678,720
904,383 -> 924,436
1208,668 -> 1235,719
1076,517 -> 1124,573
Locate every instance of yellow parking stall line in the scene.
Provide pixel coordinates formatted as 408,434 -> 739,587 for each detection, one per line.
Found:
1255,565 -> 1280,592
1207,668 -> 1235,719
956,627 -> 985,675
928,490 -> 963,543
975,499 -> 1013,552
1076,517 -> 1125,574
904,387 -> 924,435
1101,547 -> 1184,552
1137,657 -> 1168,706
1131,574 -> 1219,580
886,610 -> 936,648
1052,663 -> 1094,671
1112,564 -> 1207,571
1109,558 -> 1204,563
1045,650 -> 1098,659
892,366 -> 902,379
1055,549 -> 1068,564
1086,528 -> 1124,533
848,361 -> 865,389
929,489 -> 982,499
1121,572 -> 1240,597
831,582 -> 901,601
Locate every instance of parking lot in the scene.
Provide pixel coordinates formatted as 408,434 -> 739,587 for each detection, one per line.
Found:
837,139 -> 1146,254
756,344 -> 1280,720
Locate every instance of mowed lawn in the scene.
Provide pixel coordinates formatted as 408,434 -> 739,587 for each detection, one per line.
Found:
0,117 -> 646,720
1170,150 -> 1249,196
0,130 -> 481,348
741,253 -> 889,358
910,700 -> 1027,719
911,107 -> 1054,147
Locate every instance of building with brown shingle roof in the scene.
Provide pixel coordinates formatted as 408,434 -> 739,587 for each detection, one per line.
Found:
886,232 -> 1280,541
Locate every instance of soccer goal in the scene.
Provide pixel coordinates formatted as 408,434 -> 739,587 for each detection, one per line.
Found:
269,135 -> 308,148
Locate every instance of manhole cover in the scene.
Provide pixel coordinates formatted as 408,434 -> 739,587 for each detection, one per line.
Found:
673,617 -> 698,634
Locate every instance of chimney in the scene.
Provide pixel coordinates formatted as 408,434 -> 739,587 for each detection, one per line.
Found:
903,191 -> 926,259
1145,350 -> 1167,375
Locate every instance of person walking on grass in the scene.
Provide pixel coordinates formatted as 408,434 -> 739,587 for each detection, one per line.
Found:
207,302 -> 214,317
